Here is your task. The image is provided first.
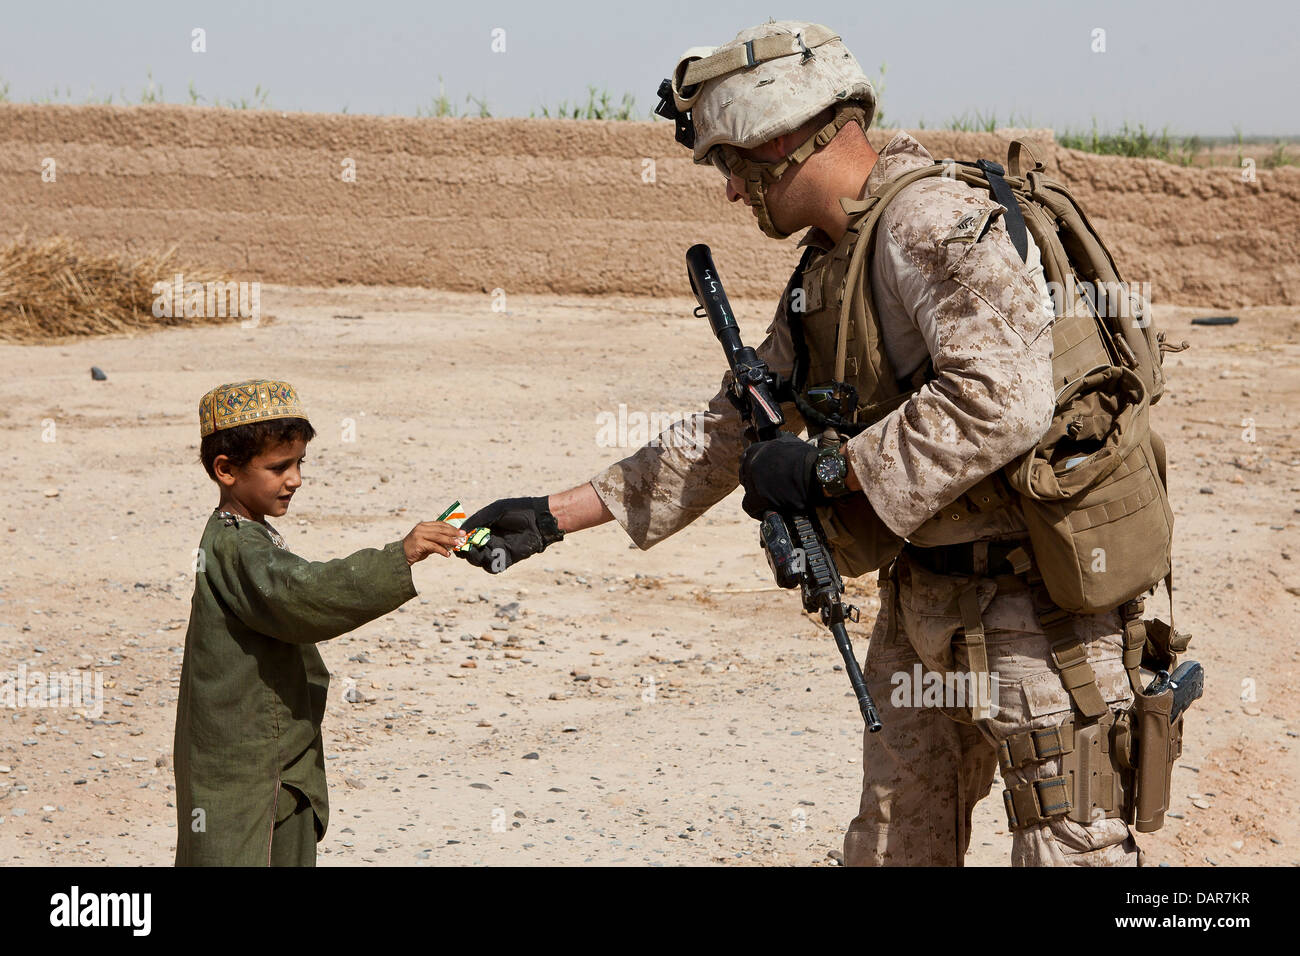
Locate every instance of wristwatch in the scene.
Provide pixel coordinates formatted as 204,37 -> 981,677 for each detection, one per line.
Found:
813,446 -> 851,499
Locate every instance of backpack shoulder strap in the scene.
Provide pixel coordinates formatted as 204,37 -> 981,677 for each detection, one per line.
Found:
833,164 -> 946,407
975,158 -> 1028,262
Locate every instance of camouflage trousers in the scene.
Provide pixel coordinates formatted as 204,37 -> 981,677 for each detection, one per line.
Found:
843,552 -> 1140,867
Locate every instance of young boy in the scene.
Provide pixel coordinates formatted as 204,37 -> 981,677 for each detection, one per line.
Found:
174,379 -> 465,866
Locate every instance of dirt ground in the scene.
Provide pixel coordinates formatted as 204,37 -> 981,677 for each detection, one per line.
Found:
0,285 -> 1296,866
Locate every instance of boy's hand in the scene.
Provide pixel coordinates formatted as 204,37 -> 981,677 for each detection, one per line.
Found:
403,521 -> 468,565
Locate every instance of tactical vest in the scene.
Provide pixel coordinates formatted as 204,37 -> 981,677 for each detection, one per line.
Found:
791,140 -> 1184,624
796,198 -> 1025,578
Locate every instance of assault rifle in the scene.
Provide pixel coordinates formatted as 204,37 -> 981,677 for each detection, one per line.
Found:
685,243 -> 882,731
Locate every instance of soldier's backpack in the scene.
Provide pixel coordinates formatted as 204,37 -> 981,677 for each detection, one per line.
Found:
796,139 -> 1188,655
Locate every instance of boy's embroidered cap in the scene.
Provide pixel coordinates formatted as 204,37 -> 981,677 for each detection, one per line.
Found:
199,380 -> 309,437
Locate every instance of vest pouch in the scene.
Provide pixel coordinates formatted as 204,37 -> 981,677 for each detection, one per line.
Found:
815,496 -> 904,579
1005,365 -> 1172,614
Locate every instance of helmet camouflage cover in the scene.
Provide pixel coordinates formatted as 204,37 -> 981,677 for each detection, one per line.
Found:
658,21 -> 876,238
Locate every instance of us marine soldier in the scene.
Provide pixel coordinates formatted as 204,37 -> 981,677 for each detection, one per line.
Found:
460,20 -> 1142,866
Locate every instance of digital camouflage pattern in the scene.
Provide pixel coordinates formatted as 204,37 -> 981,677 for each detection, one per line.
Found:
845,556 -> 1137,866
590,132 -> 1055,545
591,131 -> 1138,865
677,20 -> 876,161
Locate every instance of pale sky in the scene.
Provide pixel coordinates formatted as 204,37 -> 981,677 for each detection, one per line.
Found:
1,0 -> 1296,137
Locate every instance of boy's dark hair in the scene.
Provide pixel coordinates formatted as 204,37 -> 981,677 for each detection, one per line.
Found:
200,417 -> 316,481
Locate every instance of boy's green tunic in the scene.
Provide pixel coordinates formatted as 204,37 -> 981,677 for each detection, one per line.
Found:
174,511 -> 416,866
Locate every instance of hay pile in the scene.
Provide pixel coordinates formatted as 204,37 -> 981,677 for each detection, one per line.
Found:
0,235 -> 241,344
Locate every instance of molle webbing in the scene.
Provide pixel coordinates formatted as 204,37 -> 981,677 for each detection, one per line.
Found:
1003,776 -> 1073,830
999,720 -> 1075,773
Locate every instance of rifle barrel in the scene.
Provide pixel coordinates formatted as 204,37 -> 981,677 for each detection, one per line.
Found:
832,622 -> 882,731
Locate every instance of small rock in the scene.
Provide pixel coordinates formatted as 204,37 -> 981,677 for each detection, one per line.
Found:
1231,840 -> 1244,850
344,777 -> 366,789
1199,487 -> 1214,495
91,750 -> 105,759
90,366 -> 107,381
827,849 -> 844,866
1243,706 -> 1262,716
523,752 -> 539,760
43,488 -> 60,498
470,782 -> 492,791
1192,798 -> 1212,809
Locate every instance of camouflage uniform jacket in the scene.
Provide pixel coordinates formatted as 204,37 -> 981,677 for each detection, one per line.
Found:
590,131 -> 1057,552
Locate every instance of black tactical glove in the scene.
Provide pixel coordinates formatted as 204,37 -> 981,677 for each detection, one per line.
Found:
455,496 -> 564,574
738,434 -> 820,520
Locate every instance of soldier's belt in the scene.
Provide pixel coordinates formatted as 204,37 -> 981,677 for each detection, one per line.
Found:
902,539 -> 1033,578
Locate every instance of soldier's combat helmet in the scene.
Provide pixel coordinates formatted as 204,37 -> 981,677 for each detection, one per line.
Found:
655,20 -> 876,239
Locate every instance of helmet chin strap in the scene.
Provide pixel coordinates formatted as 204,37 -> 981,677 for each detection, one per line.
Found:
716,104 -> 869,240
746,172 -> 791,240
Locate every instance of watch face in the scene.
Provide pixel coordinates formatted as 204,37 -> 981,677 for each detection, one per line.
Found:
816,455 -> 846,484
